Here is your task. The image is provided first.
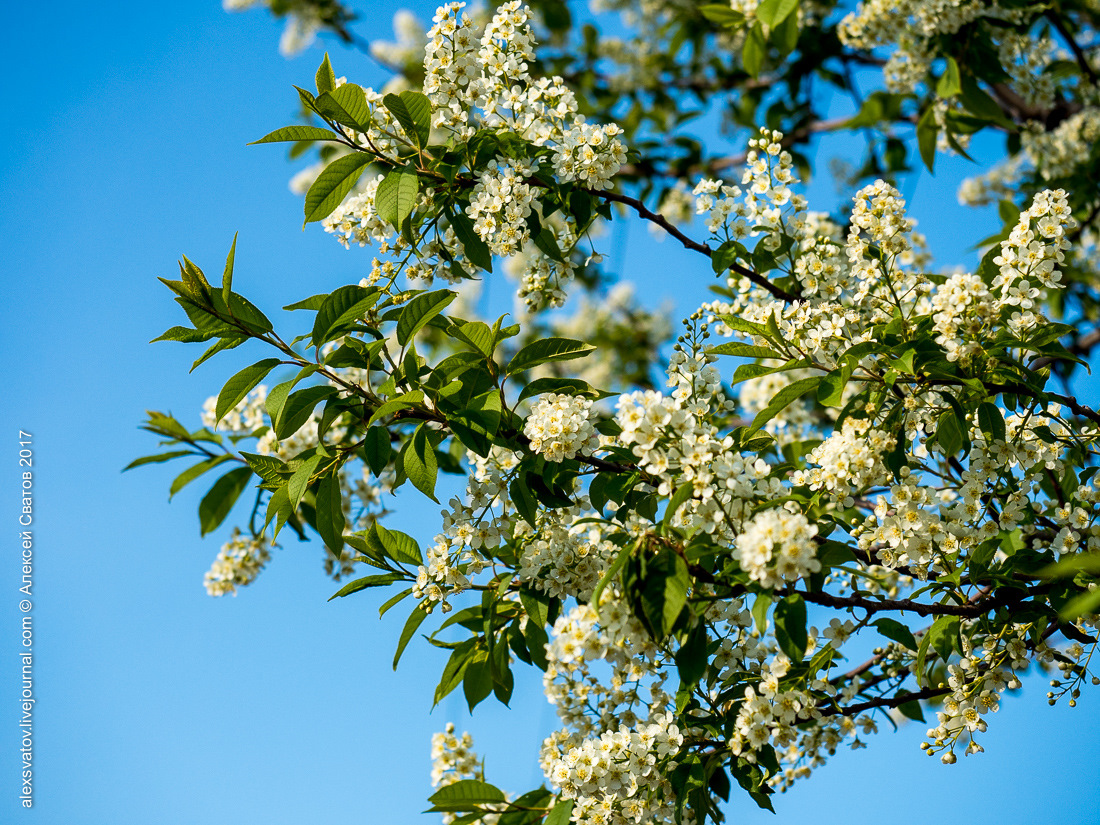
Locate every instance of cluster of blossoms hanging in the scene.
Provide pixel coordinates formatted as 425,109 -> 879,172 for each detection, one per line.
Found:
135,1 -> 1100,823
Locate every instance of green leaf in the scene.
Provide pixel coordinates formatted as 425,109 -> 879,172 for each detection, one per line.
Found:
394,604 -> 430,669
151,325 -> 211,344
817,363 -> 853,408
190,334 -> 248,373
368,522 -> 424,566
449,211 -> 493,272
288,454 -> 322,510
397,289 -> 456,346
925,616 -> 961,666
311,284 -> 380,347
517,377 -> 603,404
284,294 -> 330,311
663,482 -> 695,529
507,337 -> 596,375
363,426 -> 393,476
755,0 -> 797,28
897,699 -> 925,722
303,153 -> 373,225
368,390 -> 424,426
328,573 -> 403,600
742,22 -> 766,78
315,84 -> 373,131
1038,552 -> 1100,579
675,621 -> 708,686
591,539 -> 635,613
1059,588 -> 1100,621
747,375 -> 822,435
215,358 -> 281,426
872,617 -> 918,651
316,52 -> 336,94
314,471 -> 345,554
916,106 -> 938,173
699,4 -> 745,27
707,342 -> 778,359
240,452 -> 287,486
198,466 -> 252,536
249,125 -> 341,145
274,386 -> 338,440
977,401 -> 1006,443
935,408 -> 965,457
383,90 -> 432,147
169,455 -> 231,499
427,780 -> 506,811
937,56 -> 961,97
221,232 -> 237,307
773,594 -> 807,662
544,800 -> 575,825
463,654 -> 493,711
637,549 -> 689,639
403,423 -> 439,502
374,166 -> 420,232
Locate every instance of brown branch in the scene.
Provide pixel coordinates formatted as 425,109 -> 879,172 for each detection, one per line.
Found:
596,190 -> 799,303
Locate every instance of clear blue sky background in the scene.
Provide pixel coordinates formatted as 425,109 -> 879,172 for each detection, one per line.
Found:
1,2 -> 1099,823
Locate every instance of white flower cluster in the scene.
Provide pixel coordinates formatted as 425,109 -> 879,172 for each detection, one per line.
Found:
615,386 -> 781,534
848,178 -> 914,257
504,214 -> 581,311
523,393 -> 599,462
792,419 -> 895,500
423,1 -> 625,183
692,128 -> 803,242
729,657 -> 828,757
204,531 -> 271,596
517,504 -> 617,600
930,272 -> 995,363
466,157 -> 538,257
415,448 -> 519,612
991,189 -> 1076,333
430,723 -> 480,787
543,717 -> 684,825
923,625 -> 1035,762
732,509 -> 820,589
552,120 -> 628,190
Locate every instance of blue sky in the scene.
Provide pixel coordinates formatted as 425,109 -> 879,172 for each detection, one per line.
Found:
1,2 -> 1099,824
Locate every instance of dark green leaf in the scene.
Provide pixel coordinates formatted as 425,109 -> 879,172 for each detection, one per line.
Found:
774,594 -> 807,662
383,90 -> 432,147
394,604 -> 430,668
303,153 -> 373,225
873,617 -> 918,651
314,471 -> 345,554
375,166 -> 420,231
198,466 -> 252,536
250,125 -> 339,145
215,359 -> 281,425
449,211 -> 493,272
403,423 -> 439,502
742,23 -> 766,78
397,289 -> 456,346
747,375 -> 822,435
507,337 -> 596,374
